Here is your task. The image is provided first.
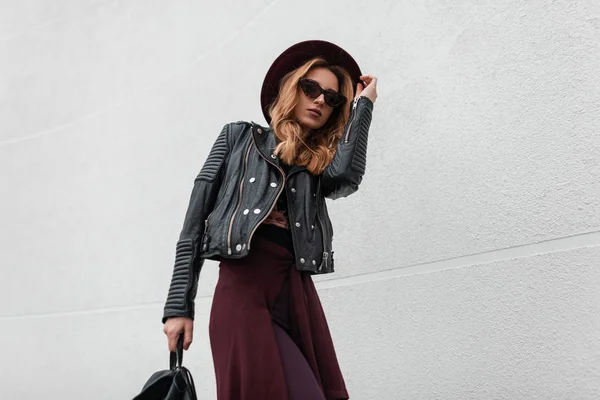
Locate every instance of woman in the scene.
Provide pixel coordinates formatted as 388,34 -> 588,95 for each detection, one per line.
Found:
162,40 -> 377,400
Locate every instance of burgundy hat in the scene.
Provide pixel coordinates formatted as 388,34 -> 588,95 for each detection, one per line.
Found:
260,39 -> 362,124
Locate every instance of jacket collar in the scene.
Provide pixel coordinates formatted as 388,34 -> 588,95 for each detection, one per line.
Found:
249,121 -> 276,161
249,121 -> 308,175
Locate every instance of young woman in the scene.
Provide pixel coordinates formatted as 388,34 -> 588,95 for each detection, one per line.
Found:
161,40 -> 377,400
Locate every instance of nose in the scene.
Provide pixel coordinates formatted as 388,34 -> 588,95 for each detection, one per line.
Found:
314,94 -> 325,105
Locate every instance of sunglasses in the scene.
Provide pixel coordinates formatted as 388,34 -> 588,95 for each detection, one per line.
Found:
298,78 -> 347,108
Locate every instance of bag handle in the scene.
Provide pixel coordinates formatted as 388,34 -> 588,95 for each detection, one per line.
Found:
169,334 -> 184,370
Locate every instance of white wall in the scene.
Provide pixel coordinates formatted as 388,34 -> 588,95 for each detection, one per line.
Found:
1,1 -> 599,399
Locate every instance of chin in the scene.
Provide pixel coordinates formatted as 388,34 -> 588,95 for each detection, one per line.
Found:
298,116 -> 323,130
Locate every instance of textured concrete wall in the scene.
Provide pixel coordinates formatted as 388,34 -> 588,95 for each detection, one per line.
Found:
1,1 -> 599,399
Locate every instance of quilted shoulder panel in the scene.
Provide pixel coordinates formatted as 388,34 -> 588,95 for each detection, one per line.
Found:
196,124 -> 230,183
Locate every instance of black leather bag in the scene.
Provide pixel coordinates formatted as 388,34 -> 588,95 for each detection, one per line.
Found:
132,335 -> 198,400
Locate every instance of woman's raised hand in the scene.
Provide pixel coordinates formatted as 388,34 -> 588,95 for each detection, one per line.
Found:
355,74 -> 378,103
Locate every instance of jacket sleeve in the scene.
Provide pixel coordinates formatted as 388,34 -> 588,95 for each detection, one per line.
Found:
162,122 -> 235,323
321,95 -> 374,200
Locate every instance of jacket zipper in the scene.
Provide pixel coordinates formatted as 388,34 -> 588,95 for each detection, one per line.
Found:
315,207 -> 329,271
201,213 -> 211,250
247,132 -> 286,251
343,97 -> 360,143
316,178 -> 329,271
226,144 -> 253,255
202,170 -> 234,252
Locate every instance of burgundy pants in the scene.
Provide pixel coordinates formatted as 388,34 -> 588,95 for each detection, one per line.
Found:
210,234 -> 350,400
209,235 -> 348,400
271,277 -> 326,399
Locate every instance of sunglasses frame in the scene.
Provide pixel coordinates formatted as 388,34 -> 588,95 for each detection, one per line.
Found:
298,78 -> 347,108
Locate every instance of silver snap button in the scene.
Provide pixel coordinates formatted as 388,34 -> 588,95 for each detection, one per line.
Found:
291,188 -> 296,193
311,225 -> 314,230
295,222 -> 301,227
300,258 -> 305,263
271,154 -> 276,159
257,128 -> 263,134
235,244 -> 242,251
312,260 -> 316,265
227,249 -> 232,255
270,182 -> 277,187
254,208 -> 261,214
243,209 -> 249,215
313,193 -> 316,197
242,243 -> 246,250
249,177 -> 256,183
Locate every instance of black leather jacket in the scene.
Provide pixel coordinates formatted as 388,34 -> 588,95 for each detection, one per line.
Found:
163,96 -> 374,322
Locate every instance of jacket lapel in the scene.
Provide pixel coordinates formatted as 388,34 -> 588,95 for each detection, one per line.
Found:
250,121 -> 309,176
250,121 -> 278,166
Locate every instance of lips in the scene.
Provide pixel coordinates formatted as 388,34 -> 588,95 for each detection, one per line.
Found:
307,109 -> 321,118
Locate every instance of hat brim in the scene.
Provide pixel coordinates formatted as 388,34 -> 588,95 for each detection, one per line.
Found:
260,40 -> 362,125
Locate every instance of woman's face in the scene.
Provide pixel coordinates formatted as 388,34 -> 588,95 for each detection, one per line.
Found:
294,67 -> 340,130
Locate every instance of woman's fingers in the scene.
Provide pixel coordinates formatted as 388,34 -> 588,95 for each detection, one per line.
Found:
183,321 -> 194,350
355,82 -> 364,98
359,75 -> 377,87
168,331 -> 180,352
163,317 -> 194,352
356,75 -> 378,103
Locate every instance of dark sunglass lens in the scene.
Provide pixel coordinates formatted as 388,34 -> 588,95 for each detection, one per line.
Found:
325,93 -> 344,107
301,80 -> 320,98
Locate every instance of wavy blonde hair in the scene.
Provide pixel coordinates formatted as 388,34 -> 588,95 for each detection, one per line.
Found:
267,57 -> 354,175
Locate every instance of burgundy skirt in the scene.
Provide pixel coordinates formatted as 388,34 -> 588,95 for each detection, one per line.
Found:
208,233 -> 349,400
